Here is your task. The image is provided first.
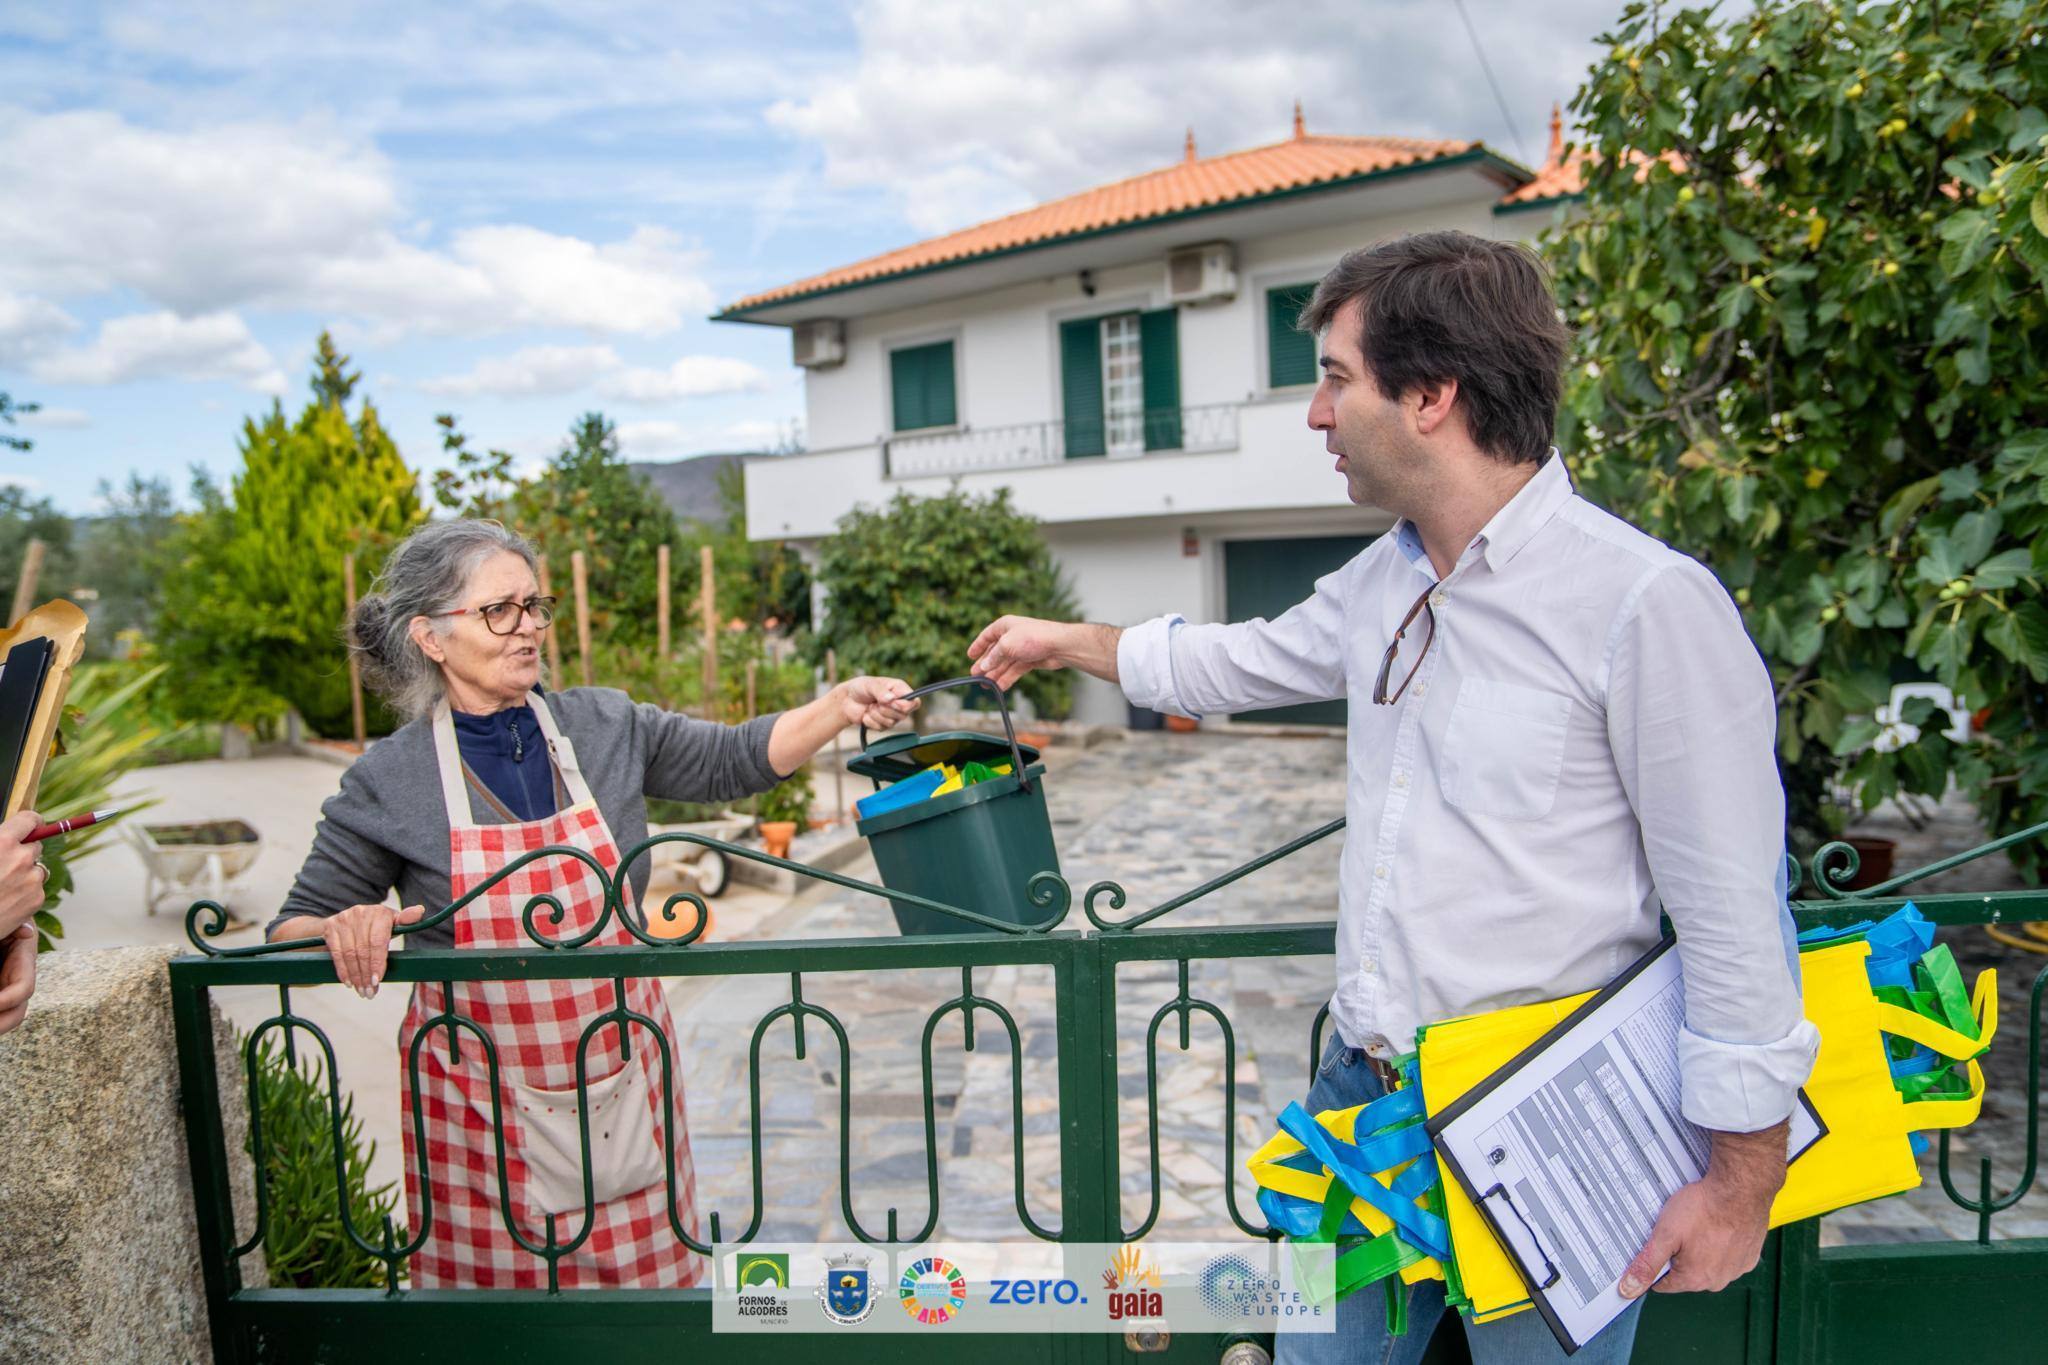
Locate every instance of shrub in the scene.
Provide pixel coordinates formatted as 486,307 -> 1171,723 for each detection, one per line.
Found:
244,1031 -> 404,1289
811,487 -> 1077,719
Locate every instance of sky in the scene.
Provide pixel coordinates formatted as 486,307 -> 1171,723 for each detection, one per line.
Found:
0,0 -> 1634,514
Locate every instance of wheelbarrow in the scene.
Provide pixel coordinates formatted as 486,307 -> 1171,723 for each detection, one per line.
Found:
643,811 -> 754,897
128,818 -> 263,916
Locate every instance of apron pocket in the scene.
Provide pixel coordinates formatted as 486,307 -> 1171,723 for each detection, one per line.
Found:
509,1061 -> 669,1217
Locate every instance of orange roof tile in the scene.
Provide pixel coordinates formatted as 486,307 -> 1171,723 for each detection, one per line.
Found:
1499,104 -> 1588,207
720,130 -> 1504,315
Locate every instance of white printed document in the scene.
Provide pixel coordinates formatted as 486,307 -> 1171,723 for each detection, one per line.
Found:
1427,940 -> 1822,1354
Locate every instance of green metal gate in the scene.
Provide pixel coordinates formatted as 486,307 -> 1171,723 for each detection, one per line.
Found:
169,820 -> 2048,1363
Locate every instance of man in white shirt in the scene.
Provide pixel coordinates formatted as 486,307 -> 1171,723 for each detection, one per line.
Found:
969,231 -> 1818,1364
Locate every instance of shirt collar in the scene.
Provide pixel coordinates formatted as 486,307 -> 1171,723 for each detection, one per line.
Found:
1476,449 -> 1574,572
1385,449 -> 1574,577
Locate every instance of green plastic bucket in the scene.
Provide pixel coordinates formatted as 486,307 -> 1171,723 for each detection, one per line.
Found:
849,677 -> 1060,936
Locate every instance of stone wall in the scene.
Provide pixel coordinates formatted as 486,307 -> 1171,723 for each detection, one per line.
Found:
0,946 -> 261,1363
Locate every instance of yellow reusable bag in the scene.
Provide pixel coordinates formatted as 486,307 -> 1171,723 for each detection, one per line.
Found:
1410,932 -> 1996,1323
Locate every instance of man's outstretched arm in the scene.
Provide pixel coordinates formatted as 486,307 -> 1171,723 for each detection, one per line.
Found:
969,618 -> 1123,689
971,564 -> 1350,717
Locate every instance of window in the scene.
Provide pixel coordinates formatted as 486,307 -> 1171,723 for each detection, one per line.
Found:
1267,283 -> 1319,389
1101,314 -> 1144,455
890,340 -> 957,431
1059,308 -> 1180,459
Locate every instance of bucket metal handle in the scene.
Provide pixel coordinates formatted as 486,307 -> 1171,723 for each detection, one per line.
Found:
859,675 -> 1033,795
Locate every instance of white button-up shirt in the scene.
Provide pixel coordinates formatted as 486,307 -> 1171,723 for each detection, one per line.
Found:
1117,454 -> 1819,1133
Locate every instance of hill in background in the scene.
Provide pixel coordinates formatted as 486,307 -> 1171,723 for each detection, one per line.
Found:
628,452 -> 757,528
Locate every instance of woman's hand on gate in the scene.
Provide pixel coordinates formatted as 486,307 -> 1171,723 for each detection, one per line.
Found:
321,902 -> 426,999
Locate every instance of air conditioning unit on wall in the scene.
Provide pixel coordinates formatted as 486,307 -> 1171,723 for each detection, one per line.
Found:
1164,242 -> 1237,305
792,318 -> 847,369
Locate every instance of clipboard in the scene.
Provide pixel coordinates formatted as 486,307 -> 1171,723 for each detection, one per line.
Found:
0,600 -> 89,818
1424,937 -> 1824,1354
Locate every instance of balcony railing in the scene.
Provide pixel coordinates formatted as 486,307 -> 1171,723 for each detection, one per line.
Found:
883,402 -> 1240,479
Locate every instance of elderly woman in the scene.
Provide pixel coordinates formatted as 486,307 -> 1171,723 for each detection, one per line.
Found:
268,519 -> 914,1289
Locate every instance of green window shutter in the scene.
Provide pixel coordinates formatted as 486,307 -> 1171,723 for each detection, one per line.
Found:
1060,318 -> 1105,458
890,341 -> 955,431
1267,283 -> 1319,388
1138,307 -> 1181,451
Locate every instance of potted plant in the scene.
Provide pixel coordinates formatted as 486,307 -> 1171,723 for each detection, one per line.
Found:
755,768 -> 813,861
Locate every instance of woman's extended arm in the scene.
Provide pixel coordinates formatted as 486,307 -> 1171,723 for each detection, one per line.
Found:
765,677 -> 917,778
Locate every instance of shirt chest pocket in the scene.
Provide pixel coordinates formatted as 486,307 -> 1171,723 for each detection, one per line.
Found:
1439,678 -> 1573,821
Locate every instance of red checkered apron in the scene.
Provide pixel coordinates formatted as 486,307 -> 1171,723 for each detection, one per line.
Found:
398,691 -> 702,1288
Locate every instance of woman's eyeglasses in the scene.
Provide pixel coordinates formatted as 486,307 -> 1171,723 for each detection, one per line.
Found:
1373,584 -> 1437,705
437,595 -> 557,635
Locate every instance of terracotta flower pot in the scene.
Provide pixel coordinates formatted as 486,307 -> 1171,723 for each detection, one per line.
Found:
760,821 -> 798,860
1840,834 -> 1896,891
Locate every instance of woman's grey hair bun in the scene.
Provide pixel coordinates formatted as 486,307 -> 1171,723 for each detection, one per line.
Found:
346,519 -> 540,720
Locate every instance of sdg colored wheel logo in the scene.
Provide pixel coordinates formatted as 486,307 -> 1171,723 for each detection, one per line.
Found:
898,1256 -> 968,1324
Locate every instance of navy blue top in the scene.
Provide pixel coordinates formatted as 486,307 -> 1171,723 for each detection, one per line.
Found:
451,697 -> 556,822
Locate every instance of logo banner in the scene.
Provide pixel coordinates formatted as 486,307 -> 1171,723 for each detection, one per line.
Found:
712,1241 -> 1336,1335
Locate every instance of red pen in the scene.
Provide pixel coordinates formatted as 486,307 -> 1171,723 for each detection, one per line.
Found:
25,807 -> 129,843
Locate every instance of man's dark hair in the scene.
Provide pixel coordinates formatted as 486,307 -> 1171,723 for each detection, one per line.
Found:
1299,231 -> 1570,465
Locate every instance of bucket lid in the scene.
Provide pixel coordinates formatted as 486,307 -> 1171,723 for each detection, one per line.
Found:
846,729 -> 1040,783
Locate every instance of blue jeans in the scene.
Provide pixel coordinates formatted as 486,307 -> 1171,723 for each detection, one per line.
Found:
1275,1037 -> 1644,1365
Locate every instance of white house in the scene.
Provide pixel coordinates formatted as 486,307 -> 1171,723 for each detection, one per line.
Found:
721,108 -> 1581,726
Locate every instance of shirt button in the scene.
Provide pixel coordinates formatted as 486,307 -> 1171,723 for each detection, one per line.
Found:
1361,957 -> 1377,975
1413,682 -> 1428,698
1429,591 -> 1446,608
1393,771 -> 1409,788
1374,863 -> 1389,879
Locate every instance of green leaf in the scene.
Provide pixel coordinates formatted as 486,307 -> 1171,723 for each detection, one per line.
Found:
1996,430 -> 2048,482
1938,465 -> 1982,502
2033,187 -> 2048,240
1987,602 -> 2048,681
1718,227 -> 1763,265
2007,107 -> 2048,153
1954,347 -> 1990,386
1880,476 -> 1942,537
1722,472 -> 1756,524
1937,211 -> 1995,277
1972,548 -> 2035,591
1942,156 -> 1990,191
1950,509 -> 2002,567
1832,714 -> 1884,756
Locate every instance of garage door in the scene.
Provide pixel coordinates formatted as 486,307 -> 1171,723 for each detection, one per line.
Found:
1223,534 -> 1376,727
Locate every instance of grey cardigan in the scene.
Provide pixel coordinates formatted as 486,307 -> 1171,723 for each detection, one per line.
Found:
268,688 -> 784,948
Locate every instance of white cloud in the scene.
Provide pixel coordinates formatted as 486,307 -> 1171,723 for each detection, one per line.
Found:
0,108 -> 716,339
615,417 -> 785,459
598,356 -> 769,402
0,292 -> 80,367
16,406 -> 90,429
420,345 -> 624,398
769,0 -> 1620,234
31,311 -> 287,393
421,345 -> 768,402
614,420 -> 694,457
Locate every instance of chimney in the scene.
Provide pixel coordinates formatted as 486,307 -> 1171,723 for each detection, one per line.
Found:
1184,127 -> 1197,163
1293,99 -> 1306,141
1547,102 -> 1563,167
